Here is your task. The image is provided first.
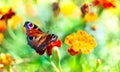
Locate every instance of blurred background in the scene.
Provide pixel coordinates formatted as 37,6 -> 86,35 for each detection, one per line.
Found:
0,0 -> 120,72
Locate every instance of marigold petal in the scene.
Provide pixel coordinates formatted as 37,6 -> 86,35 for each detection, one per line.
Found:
0,20 -> 7,33
68,48 -> 79,56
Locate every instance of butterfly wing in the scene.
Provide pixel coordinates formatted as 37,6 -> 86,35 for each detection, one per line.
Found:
24,21 -> 58,53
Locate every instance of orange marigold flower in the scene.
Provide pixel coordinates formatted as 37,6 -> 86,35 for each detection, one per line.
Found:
64,30 -> 97,55
0,20 -> 7,33
93,0 -> 116,8
0,53 -> 13,69
36,39 -> 62,56
84,12 -> 98,22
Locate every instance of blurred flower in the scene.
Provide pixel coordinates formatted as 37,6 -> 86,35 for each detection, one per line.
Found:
0,6 -> 10,15
8,15 -> 22,29
80,2 -> 89,17
93,0 -> 116,8
64,30 -> 97,55
84,12 -> 98,22
91,24 -> 97,31
52,2 -> 60,17
0,8 -> 15,20
0,33 -> 4,45
36,39 -> 62,56
0,20 -> 7,33
0,53 -> 13,69
60,1 -> 81,17
24,3 -> 37,17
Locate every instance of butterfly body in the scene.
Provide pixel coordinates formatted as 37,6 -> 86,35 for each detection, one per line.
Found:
24,21 -> 58,55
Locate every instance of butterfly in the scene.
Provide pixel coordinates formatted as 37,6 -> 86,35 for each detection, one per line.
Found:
24,21 -> 59,55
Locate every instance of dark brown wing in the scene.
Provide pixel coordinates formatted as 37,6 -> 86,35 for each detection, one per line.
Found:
28,32 -> 48,51
27,33 -> 58,52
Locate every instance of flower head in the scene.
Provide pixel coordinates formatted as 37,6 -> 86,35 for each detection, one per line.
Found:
0,6 -> 10,15
84,12 -> 98,22
0,20 -> 7,33
64,30 -> 97,55
0,8 -> 15,20
0,53 -> 13,69
60,1 -> 80,17
93,0 -> 116,8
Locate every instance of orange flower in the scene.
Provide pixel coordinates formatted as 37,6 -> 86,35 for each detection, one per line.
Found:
0,20 -> 7,33
93,0 -> 116,8
0,53 -> 13,69
84,12 -> 98,22
64,30 -> 97,55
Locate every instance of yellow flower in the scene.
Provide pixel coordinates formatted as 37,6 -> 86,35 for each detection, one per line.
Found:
64,30 -> 97,55
60,1 -> 81,17
0,33 -> 4,45
84,12 -> 98,22
8,15 -> 22,29
0,6 -> 10,15
0,53 -> 13,69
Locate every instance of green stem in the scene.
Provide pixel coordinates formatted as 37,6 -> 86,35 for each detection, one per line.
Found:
48,56 -> 60,72
6,65 -> 12,72
58,62 -> 62,72
73,53 -> 82,72
98,7 -> 104,16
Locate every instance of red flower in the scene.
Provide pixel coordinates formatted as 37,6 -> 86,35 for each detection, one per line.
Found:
68,48 -> 79,56
93,0 -> 116,8
47,40 -> 61,56
0,8 -> 15,20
